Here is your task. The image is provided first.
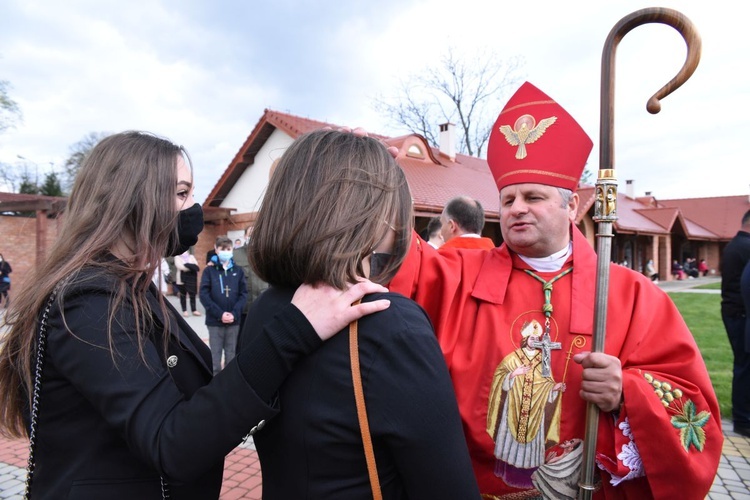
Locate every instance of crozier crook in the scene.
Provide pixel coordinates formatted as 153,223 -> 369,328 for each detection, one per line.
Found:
578,8 -> 702,499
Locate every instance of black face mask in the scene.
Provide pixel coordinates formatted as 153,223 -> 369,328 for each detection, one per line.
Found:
167,203 -> 204,256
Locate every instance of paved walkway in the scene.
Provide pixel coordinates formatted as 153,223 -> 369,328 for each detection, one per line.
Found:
1,279 -> 748,498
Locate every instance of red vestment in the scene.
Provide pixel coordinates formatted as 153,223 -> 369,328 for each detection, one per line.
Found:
390,226 -> 722,499
439,236 -> 496,252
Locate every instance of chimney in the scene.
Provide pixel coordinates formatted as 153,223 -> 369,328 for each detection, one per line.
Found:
438,123 -> 456,161
625,179 -> 634,199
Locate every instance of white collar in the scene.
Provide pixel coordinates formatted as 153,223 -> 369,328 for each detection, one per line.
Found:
518,242 -> 572,272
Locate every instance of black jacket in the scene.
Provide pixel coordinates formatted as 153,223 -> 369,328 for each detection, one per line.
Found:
242,287 -> 480,499
721,230 -> 750,316
29,268 -> 319,499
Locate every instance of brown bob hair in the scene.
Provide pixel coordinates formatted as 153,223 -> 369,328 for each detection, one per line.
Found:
249,129 -> 412,289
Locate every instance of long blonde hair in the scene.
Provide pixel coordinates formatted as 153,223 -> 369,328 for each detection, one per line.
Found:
0,131 -> 188,438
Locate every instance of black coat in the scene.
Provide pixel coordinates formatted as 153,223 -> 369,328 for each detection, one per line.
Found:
242,287 -> 480,499
721,230 -> 750,316
30,271 -> 276,499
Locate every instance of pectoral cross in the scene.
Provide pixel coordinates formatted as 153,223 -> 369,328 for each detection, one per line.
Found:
224,285 -> 231,297
528,330 -> 561,377
523,267 -> 572,378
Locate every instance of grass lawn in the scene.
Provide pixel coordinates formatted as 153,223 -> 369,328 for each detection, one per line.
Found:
694,282 -> 721,290
668,292 -> 731,418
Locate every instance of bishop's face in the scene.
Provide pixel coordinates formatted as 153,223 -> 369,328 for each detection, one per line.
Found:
499,183 -> 578,258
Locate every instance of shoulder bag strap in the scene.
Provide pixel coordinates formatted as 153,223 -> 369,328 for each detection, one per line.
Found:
23,288 -> 169,500
349,309 -> 382,500
24,290 -> 57,499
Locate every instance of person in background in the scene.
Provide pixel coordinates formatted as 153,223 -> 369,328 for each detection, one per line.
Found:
151,257 -> 171,294
672,259 -> 685,280
0,130 -> 389,498
721,209 -> 750,437
389,82 -> 721,498
233,239 -> 243,249
242,129 -> 479,498
233,226 -> 269,333
421,216 -> 444,249
200,236 -> 248,375
439,195 -> 495,251
698,258 -> 709,277
742,262 -> 750,387
0,253 -> 11,308
645,258 -> 659,283
175,249 -> 201,317
684,257 -> 699,279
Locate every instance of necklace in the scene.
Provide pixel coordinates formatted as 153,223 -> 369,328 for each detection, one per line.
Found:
523,267 -> 573,377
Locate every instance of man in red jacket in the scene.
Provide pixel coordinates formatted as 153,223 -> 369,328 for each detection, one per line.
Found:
438,196 -> 496,252
390,81 -> 722,499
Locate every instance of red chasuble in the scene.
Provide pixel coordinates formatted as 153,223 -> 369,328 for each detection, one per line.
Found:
439,236 -> 496,252
390,226 -> 722,499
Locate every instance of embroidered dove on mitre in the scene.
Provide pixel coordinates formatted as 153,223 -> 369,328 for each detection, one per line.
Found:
499,115 -> 557,160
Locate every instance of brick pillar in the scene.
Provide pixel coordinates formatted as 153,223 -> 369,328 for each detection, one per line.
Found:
36,210 -> 48,267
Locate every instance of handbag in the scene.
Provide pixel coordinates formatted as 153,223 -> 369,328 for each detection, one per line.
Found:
349,313 -> 383,500
23,290 -> 170,499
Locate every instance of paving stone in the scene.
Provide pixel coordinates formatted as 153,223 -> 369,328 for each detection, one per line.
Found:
719,468 -> 742,481
708,492 -> 733,500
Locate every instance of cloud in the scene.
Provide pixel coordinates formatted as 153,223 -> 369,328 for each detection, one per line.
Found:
0,0 -> 747,203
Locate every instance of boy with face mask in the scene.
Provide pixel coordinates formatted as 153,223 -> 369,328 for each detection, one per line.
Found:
199,236 -> 248,375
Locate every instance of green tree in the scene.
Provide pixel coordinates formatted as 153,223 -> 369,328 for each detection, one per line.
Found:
0,80 -> 22,134
63,131 -> 110,190
39,171 -> 64,197
374,47 -> 523,158
18,170 -> 38,194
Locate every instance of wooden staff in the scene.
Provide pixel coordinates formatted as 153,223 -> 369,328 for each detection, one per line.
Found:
578,8 -> 701,499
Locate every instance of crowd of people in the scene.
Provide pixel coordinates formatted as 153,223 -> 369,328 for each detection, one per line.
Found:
0,81 -> 725,499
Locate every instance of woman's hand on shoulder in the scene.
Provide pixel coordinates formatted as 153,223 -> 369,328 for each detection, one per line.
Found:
292,280 -> 390,341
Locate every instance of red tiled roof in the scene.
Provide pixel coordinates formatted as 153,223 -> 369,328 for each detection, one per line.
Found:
659,195 -> 750,240
205,109 -> 500,219
577,188 -> 722,239
205,110 -> 744,241
633,207 -> 679,230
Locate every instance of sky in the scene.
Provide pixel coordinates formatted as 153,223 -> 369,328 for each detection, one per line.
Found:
0,0 -> 747,203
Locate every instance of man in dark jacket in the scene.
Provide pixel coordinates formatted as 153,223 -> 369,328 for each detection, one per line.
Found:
233,226 -> 269,333
721,209 -> 750,437
200,236 -> 248,375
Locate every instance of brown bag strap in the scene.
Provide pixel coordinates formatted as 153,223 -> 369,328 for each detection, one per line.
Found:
349,313 -> 382,500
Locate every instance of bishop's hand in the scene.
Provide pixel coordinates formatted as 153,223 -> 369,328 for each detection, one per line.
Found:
572,352 -> 623,413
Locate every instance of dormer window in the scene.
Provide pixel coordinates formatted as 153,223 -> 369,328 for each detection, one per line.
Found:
406,144 -> 424,159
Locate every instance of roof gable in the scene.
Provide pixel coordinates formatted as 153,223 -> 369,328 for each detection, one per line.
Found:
659,195 -> 750,239
205,109 -> 500,218
205,109 -> 745,238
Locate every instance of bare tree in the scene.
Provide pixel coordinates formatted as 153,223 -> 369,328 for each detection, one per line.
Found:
0,80 -> 22,134
374,48 -> 524,158
63,131 -> 111,190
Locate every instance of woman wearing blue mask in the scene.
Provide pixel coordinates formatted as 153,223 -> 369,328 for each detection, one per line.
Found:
0,130 -> 390,499
200,236 -> 248,375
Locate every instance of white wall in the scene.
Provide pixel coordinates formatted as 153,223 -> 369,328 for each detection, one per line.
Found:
220,130 -> 294,213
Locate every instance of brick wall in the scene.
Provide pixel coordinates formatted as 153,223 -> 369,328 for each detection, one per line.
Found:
0,213 -> 63,296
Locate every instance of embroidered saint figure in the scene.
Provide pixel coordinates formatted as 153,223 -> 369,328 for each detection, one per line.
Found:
486,319 -> 565,488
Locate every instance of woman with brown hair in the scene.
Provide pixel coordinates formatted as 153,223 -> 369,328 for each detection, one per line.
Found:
242,129 -> 479,498
0,131 -> 389,499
